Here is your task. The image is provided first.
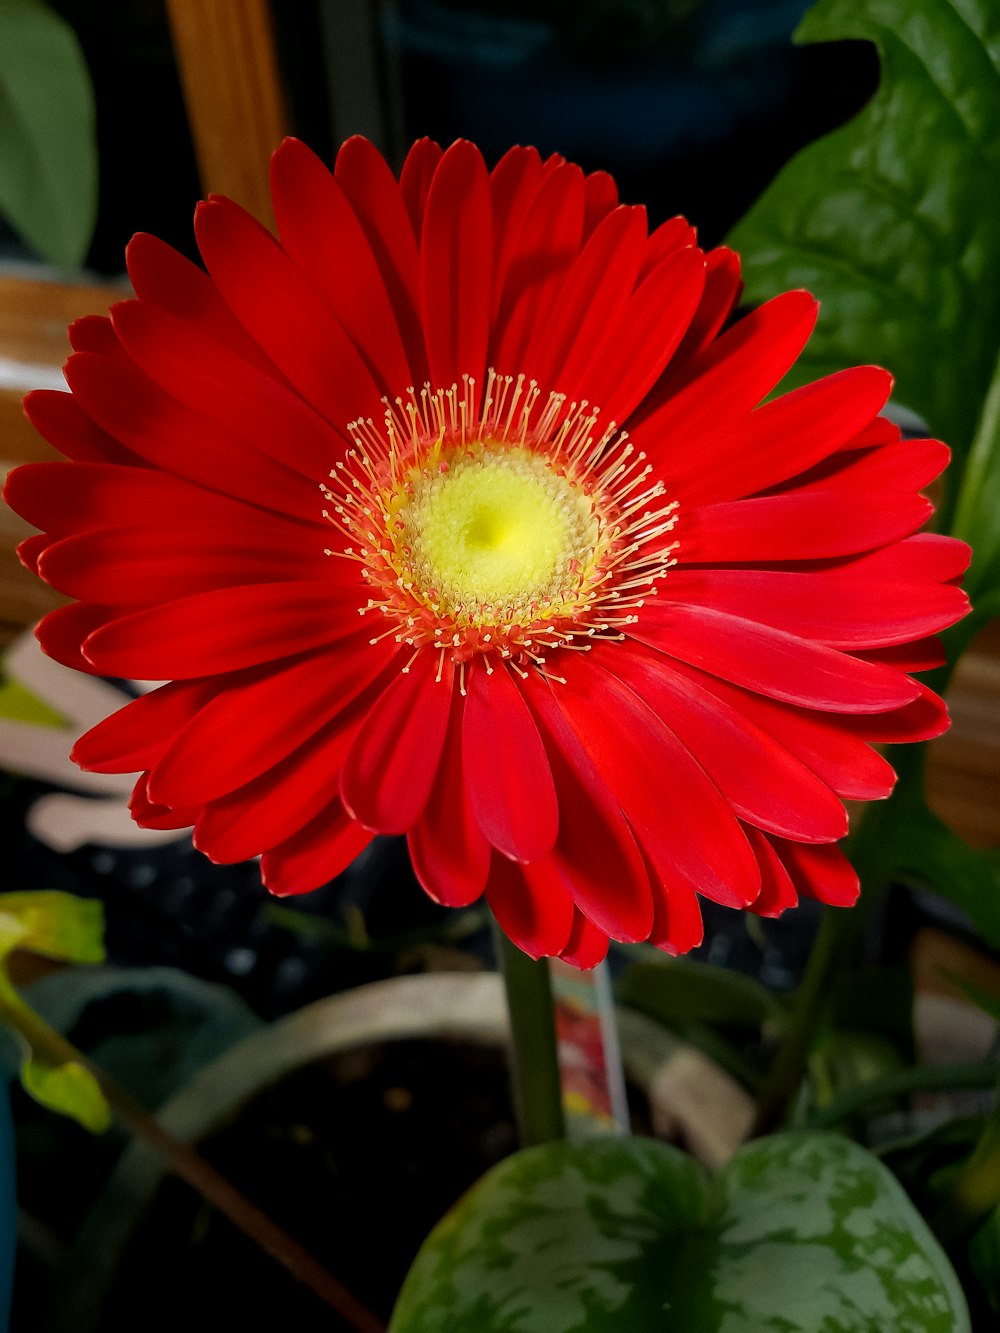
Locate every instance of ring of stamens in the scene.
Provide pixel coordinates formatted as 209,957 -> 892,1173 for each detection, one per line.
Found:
322,371 -> 679,684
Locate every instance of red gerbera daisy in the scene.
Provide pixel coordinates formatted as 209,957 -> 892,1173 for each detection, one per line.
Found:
5,137 -> 969,966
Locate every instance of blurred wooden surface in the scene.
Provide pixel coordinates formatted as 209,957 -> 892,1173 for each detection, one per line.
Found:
0,271 -> 125,644
165,0 -> 288,229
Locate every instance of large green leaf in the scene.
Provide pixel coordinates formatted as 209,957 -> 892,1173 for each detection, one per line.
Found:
727,0 -> 1000,458
390,1134 -> 969,1331
0,0 -> 97,265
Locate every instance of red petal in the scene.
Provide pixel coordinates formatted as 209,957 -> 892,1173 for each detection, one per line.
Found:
195,705 -> 369,863
485,853 -> 575,959
656,366 -> 893,507
639,216 -> 698,278
72,679 -> 218,774
126,232 -> 280,372
560,911 -> 609,968
552,651 -> 760,908
194,196 -> 384,429
420,140 -> 492,399
24,389 -> 138,467
642,853 -> 704,955
340,653 -> 453,833
665,245 -> 743,373
658,659 -> 897,801
408,690 -> 490,908
262,799 -> 373,896
36,603 -> 118,675
685,487 -> 934,563
270,138 -> 413,393
633,291 -> 822,461
129,773 -> 199,831
64,351 -> 318,521
662,568 -> 969,649
38,515 -> 320,604
773,837 -> 860,907
149,633 -> 396,806
526,206 -> 646,396
16,533 -> 48,574
335,136 -> 426,382
521,672 -> 653,941
569,245 -> 705,426
631,603 -> 920,712
490,162 -> 585,378
82,581 -> 365,679
399,137 -> 443,237
489,145 -> 545,320
462,661 -> 558,862
744,825 -> 799,917
608,648 -> 848,842
840,684 -> 949,743
4,461 -> 259,540
111,297 -> 344,481
582,169 -> 619,239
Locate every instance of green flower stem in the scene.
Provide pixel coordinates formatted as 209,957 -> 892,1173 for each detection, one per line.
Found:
493,921 -> 566,1146
932,1106 -> 1000,1244
0,992 -> 386,1333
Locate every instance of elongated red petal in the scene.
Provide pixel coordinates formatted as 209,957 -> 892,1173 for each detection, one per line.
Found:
82,582 -> 365,679
772,837 -> 860,907
484,853 -> 575,960
420,140 -> 492,399
560,911 -> 609,968
552,651 -> 760,908
608,648 -> 848,842
271,137 -> 413,393
195,196 -> 384,429
262,800 -> 374,896
408,691 -> 490,908
148,634 -> 395,806
72,679 -> 218,774
340,654 -> 453,833
462,661 -> 558,862
522,672 -> 653,941
632,603 -> 920,712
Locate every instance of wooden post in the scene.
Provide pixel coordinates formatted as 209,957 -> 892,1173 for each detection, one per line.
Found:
164,0 -> 289,229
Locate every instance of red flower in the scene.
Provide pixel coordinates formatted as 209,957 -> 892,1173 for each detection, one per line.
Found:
5,137 -> 969,966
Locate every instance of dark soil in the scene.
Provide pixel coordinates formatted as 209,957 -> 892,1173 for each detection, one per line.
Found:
92,1039 -> 519,1332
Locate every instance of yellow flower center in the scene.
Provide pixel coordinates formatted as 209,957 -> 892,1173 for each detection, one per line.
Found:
322,372 -> 679,684
400,445 -> 599,620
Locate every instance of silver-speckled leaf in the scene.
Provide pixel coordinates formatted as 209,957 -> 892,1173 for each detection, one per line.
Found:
390,1133 -> 969,1331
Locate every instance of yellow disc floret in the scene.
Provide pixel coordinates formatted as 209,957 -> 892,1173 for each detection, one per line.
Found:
322,372 -> 679,683
401,445 -> 599,621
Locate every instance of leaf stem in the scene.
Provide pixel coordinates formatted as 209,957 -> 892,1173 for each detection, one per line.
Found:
493,920 -> 566,1146
0,994 -> 386,1333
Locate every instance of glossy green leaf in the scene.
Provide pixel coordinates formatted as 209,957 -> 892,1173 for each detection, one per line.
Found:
0,0 -> 97,265
390,1134 -> 969,1331
621,957 -> 783,1028
727,0 -> 1000,459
